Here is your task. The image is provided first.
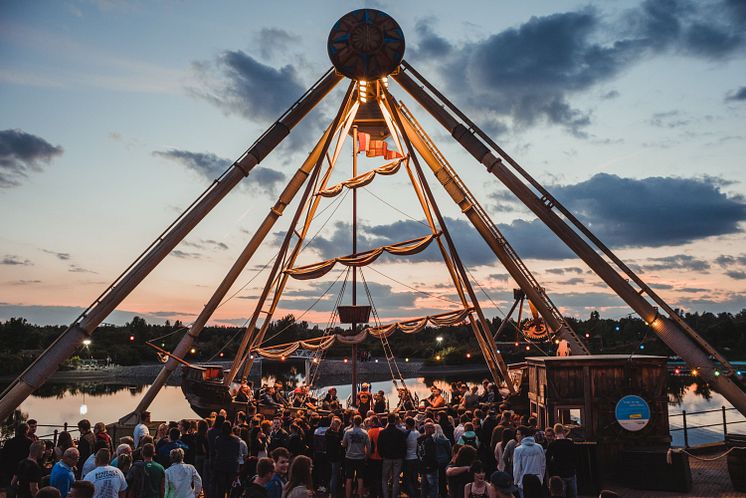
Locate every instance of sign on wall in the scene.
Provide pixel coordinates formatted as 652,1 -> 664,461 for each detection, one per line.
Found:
615,394 -> 651,431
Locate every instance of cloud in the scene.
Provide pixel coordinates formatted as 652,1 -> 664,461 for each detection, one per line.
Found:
415,0 -> 746,136
68,264 -> 96,274
153,149 -> 286,195
255,28 -> 302,60
8,280 -> 42,286
544,173 -> 746,248
2,255 -> 32,266
171,250 -> 201,260
546,267 -> 584,275
725,86 -> 746,101
649,110 -> 690,128
726,270 -> 746,280
488,273 -> 510,281
183,239 -> 229,251
42,249 -> 71,260
0,129 -> 63,188
639,254 -> 710,272
192,50 -> 306,123
558,277 -> 585,285
715,254 -> 746,267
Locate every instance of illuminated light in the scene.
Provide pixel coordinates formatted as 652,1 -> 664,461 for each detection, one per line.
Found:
525,345 -> 531,351
644,321 -> 649,326
375,359 -> 379,363
674,368 -> 681,375
639,344 -> 645,350
496,349 -> 501,354
161,343 -> 165,348
436,336 -> 443,343
360,97 -> 367,103
405,358 -> 410,362
691,368 -> 699,376
435,355 -> 441,361
313,358 -> 319,363
190,348 -> 196,354
359,80 -> 367,86
615,325 -> 621,332
219,352 -> 224,358
281,356 -> 286,361
738,370 -> 743,376
466,353 -> 472,359
129,335 -> 135,341
514,342 -> 519,347
554,339 -> 560,345
249,355 -> 254,359
584,333 -> 590,338
344,358 -> 348,363
80,404 -> 88,415
82,339 -> 91,346
714,370 -> 721,377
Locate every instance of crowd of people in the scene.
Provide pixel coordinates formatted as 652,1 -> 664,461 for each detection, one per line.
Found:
0,380 -> 623,498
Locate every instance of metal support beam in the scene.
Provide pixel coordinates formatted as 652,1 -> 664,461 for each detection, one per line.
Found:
393,63 -> 746,417
0,68 -> 342,422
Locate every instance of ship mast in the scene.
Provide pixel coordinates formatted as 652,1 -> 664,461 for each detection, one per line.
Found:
351,124 -> 359,404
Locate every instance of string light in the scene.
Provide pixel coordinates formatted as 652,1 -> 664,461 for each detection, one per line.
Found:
435,355 -> 441,361
190,348 -> 196,354
466,353 -> 472,359
691,368 -> 699,376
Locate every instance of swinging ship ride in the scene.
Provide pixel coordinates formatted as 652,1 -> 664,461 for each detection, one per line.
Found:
2,9 -> 746,425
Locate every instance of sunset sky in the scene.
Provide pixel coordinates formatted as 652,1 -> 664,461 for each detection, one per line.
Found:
1,0 -> 745,328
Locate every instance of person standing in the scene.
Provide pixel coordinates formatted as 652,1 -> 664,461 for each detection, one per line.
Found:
133,413 -> 151,450
244,457 -> 273,498
76,421 -> 96,479
125,444 -> 164,498
1,423 -> 31,486
341,415 -> 369,498
265,448 -> 290,498
211,422 -> 240,498
365,416 -> 383,498
83,449 -> 128,498
324,418 -> 343,497
281,455 -> 313,498
545,424 -> 577,498
26,421 -> 39,443
49,448 -> 79,498
512,427 -> 545,497
164,448 -> 202,498
402,418 -> 420,498
11,440 -> 45,498
377,415 -> 405,498
417,423 -> 439,498
463,461 -> 489,498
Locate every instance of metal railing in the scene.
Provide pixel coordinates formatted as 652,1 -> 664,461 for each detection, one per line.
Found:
669,406 -> 746,447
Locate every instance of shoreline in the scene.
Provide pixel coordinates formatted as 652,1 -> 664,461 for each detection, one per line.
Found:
0,359 -> 494,385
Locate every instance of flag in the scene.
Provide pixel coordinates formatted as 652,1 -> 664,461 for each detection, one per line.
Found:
366,139 -> 387,158
385,149 -> 403,160
357,132 -> 370,153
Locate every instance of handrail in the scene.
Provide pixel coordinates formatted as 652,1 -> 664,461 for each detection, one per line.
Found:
669,407 -> 740,417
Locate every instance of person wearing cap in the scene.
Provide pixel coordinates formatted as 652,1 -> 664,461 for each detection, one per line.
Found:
291,388 -> 306,408
489,471 -> 518,498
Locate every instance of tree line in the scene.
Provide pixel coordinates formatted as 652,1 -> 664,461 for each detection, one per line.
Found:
1,308 -> 745,375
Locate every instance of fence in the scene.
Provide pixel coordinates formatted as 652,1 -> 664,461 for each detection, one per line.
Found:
669,406 -> 746,447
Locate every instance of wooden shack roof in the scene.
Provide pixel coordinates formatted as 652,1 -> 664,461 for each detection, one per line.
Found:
525,354 -> 668,367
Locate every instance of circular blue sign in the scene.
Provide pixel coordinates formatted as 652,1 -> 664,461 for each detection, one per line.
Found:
615,395 -> 651,431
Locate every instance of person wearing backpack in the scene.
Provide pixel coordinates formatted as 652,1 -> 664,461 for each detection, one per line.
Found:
126,444 -> 164,498
416,423 -> 438,498
457,423 -> 479,450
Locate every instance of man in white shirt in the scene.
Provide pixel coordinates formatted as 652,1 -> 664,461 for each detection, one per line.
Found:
512,426 -> 546,495
83,449 -> 127,498
133,411 -> 151,449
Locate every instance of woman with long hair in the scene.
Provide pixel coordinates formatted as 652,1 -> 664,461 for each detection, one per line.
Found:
464,461 -> 493,498
446,445 -> 477,498
54,431 -> 75,461
282,454 -> 313,498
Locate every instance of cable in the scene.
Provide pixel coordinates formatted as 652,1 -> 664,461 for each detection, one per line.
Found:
364,266 -> 463,306
361,187 -> 430,229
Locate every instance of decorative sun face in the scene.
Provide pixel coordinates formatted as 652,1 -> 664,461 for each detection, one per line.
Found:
328,9 -> 405,81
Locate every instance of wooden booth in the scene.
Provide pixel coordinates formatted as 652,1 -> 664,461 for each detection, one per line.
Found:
524,355 -> 687,490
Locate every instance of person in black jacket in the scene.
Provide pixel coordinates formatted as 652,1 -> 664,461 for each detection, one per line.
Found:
377,414 -> 405,498
0,423 -> 31,486
267,418 -> 289,453
211,421 -> 240,498
545,424 -> 577,498
417,423 -> 439,498
324,418 -> 343,497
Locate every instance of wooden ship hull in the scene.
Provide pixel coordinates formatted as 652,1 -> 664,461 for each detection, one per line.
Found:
180,364 -> 233,418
